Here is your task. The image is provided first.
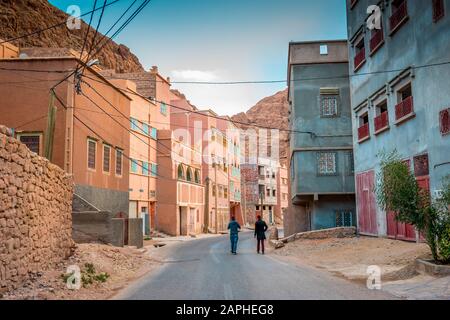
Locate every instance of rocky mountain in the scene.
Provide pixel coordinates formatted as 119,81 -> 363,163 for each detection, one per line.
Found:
0,0 -> 144,73
231,88 -> 290,164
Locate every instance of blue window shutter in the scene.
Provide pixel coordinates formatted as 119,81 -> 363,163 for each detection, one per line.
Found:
142,162 -> 149,176
151,127 -> 157,140
142,123 -> 150,135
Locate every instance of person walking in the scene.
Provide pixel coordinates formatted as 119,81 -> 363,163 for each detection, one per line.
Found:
227,216 -> 241,255
254,215 -> 268,254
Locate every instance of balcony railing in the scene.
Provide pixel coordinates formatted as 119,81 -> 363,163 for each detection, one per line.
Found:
395,96 -> 414,121
354,47 -> 366,71
370,28 -> 384,53
358,123 -> 370,141
439,108 -> 449,135
390,1 -> 408,33
374,111 -> 389,132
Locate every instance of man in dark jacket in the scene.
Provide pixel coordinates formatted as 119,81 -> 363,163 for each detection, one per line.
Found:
254,215 -> 268,254
227,216 -> 241,255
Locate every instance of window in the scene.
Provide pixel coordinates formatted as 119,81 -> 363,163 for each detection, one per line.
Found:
212,184 -> 216,197
272,172 -> 276,179
272,189 -> 276,197
256,205 -> 260,211
358,112 -> 370,141
370,18 -> 384,54
87,139 -> 97,170
414,154 -> 429,177
317,152 -> 337,175
321,95 -> 338,117
433,0 -> 445,22
103,145 -> 111,173
142,162 -> 149,176
440,108 -> 450,135
18,133 -> 41,155
390,0 -> 408,34
142,123 -> 150,136
151,163 -> 158,177
395,83 -> 414,122
115,149 -> 123,176
186,168 -> 193,182
178,164 -> 185,180
354,37 -> 366,71
218,186 -> 223,198
150,127 -> 157,140
194,170 -> 200,183
160,103 -> 167,116
130,118 -> 140,131
320,44 -> 328,55
336,210 -> 354,227
374,100 -> 389,133
258,166 -> 264,176
131,159 -> 139,174
224,187 -> 228,198
258,185 -> 265,197
266,189 -> 271,197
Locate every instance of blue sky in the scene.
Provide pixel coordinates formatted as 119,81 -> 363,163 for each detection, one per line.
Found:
49,0 -> 347,115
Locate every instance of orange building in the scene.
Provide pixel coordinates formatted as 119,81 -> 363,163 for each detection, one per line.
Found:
275,164 -> 289,225
156,130 -> 204,236
0,54 -> 131,215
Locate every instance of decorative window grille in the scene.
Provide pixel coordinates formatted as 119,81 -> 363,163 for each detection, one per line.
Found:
317,152 -> 337,175
321,96 -> 338,117
115,149 -> 123,176
103,145 -> 111,173
87,139 -> 96,170
336,210 -> 354,227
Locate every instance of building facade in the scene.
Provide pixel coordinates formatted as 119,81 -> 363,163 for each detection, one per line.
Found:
286,40 -> 356,234
156,130 -> 204,236
0,55 -> 131,216
275,164 -> 289,225
347,0 -> 450,240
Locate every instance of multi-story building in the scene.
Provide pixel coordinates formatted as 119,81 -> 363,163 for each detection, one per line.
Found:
0,52 -> 131,216
218,117 -> 243,225
346,0 -> 450,240
241,156 -> 281,225
108,79 -> 158,235
156,130 -> 204,236
286,40 -> 356,234
275,164 -> 289,225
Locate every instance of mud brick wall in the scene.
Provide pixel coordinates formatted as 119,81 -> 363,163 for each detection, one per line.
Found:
0,126 -> 74,290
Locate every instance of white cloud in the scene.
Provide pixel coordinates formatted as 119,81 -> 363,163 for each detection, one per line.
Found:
171,70 -> 219,82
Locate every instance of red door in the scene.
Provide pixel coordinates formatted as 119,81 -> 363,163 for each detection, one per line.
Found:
356,171 -> 378,235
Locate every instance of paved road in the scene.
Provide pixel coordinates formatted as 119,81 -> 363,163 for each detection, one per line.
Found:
116,231 -> 395,300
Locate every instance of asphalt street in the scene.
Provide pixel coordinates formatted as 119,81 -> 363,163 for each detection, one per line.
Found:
116,231 -> 395,300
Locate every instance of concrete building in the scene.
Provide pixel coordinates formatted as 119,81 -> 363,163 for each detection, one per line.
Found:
241,157 -> 281,226
286,40 -> 356,234
156,130 -> 204,236
0,54 -> 131,216
275,164 -> 289,225
107,79 -> 158,236
347,0 -> 450,240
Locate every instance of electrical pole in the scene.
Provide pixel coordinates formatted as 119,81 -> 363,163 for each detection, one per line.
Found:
44,91 -> 56,160
203,177 -> 210,234
214,163 -> 218,234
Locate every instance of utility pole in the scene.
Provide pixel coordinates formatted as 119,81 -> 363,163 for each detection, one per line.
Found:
44,91 -> 57,160
260,192 -> 264,220
214,163 -> 218,234
203,177 -> 210,234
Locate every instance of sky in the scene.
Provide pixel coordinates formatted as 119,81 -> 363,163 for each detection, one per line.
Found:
49,0 -> 348,116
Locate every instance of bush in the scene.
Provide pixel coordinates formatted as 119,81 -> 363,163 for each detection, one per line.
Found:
376,151 -> 450,264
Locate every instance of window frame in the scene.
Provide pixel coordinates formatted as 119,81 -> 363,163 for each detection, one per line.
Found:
115,148 -> 123,177
87,138 -> 97,171
102,144 -> 111,174
317,151 -> 338,176
16,132 -> 43,156
320,94 -> 340,118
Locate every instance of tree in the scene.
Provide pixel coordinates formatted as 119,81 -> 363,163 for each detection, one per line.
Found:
376,151 -> 450,264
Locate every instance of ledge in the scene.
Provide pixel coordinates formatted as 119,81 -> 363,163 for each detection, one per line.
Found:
358,135 -> 370,144
394,112 -> 416,126
374,125 -> 390,135
389,16 -> 409,37
415,259 -> 450,276
369,40 -> 385,57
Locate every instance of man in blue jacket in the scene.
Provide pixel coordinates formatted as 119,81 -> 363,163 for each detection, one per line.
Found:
227,216 -> 241,255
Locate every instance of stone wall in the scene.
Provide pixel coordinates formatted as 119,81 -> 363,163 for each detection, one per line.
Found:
0,126 -> 74,290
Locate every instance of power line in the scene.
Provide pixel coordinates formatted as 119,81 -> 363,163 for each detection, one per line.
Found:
0,0 -> 123,45
79,0 -> 99,61
86,0 -> 108,60
104,60 -> 450,85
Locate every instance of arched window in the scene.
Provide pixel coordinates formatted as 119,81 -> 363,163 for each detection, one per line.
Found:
194,170 -> 200,184
178,164 -> 185,180
186,168 -> 193,182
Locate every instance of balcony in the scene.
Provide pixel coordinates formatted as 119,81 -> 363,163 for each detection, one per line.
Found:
370,28 -> 384,55
440,108 -> 449,135
350,0 -> 358,9
374,111 -> 389,134
395,96 -> 415,123
358,123 -> 370,142
433,0 -> 445,22
390,1 -> 408,34
354,47 -> 366,71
